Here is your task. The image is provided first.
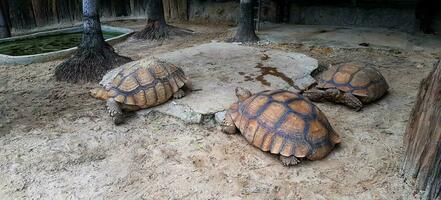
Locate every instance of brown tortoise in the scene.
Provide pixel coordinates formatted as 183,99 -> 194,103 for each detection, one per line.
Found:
221,88 -> 341,166
303,62 -> 389,111
90,58 -> 191,124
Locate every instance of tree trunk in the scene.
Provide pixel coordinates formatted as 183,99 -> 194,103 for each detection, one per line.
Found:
133,0 -> 190,40
54,0 -> 131,83
80,0 -> 106,49
133,0 -> 168,40
0,0 -> 10,38
232,0 -> 258,42
402,60 -> 441,200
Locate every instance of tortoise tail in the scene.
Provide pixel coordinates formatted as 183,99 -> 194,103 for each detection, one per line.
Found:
89,88 -> 109,100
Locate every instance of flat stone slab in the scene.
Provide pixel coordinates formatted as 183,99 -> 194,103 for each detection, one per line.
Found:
101,42 -> 318,123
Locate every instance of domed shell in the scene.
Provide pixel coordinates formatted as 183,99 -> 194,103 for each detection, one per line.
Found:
317,63 -> 389,103
228,90 -> 340,160
107,59 -> 188,108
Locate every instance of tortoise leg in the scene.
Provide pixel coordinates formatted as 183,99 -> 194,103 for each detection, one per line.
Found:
323,89 -> 363,111
106,99 -> 124,125
322,88 -> 341,101
337,92 -> 363,111
221,113 -> 238,134
279,155 -> 301,166
183,79 -> 193,91
303,88 -> 326,102
173,89 -> 185,99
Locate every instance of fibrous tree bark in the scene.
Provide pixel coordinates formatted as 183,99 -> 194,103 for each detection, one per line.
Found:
133,0 -> 189,40
133,0 -> 168,40
55,0 -> 131,83
402,60 -> 441,200
232,0 -> 258,42
0,0 -> 10,38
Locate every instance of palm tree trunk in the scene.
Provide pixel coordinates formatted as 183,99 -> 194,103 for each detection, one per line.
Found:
133,0 -> 168,40
81,0 -> 106,49
233,0 -> 258,42
54,0 -> 131,83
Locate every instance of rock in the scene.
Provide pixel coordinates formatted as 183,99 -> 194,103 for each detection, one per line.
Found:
294,75 -> 317,91
100,42 -> 318,124
215,111 -> 227,124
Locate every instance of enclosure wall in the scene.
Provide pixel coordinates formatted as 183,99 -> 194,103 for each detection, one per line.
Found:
6,0 -> 441,34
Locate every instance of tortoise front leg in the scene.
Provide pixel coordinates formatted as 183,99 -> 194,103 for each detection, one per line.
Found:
106,98 -> 124,125
325,89 -> 363,111
303,88 -> 326,102
279,155 -> 301,166
221,113 -> 238,134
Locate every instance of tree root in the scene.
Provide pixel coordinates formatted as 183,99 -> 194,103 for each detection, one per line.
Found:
133,20 -> 192,40
54,43 -> 131,83
228,32 -> 259,43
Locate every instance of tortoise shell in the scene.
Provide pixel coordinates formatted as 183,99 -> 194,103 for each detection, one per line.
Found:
317,62 -> 389,103
105,59 -> 188,108
228,90 -> 340,160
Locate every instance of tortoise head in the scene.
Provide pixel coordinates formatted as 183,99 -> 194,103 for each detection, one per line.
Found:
89,88 -> 109,100
235,87 -> 252,102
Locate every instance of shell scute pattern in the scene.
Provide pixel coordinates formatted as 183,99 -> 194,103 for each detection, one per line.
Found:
318,63 -> 389,102
279,113 -> 304,135
136,68 -> 155,86
231,90 -> 340,159
134,90 -> 146,107
106,59 -> 187,107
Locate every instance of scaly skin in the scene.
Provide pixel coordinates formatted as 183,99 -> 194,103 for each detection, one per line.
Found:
279,156 -> 301,166
221,113 -> 238,134
221,87 -> 252,134
173,89 -> 185,99
106,98 -> 124,125
304,88 -> 363,111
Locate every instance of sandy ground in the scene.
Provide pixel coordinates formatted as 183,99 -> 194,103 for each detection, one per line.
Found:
0,20 -> 438,199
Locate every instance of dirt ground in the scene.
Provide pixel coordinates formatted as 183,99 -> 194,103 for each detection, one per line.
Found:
0,20 -> 438,199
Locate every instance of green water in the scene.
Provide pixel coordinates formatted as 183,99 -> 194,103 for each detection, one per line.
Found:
0,31 -> 123,56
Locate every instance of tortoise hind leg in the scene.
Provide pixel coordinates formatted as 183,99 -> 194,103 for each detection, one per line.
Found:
337,92 -> 363,111
173,79 -> 192,99
173,89 -> 185,99
183,79 -> 193,91
221,113 -> 238,134
106,99 -> 124,125
279,155 -> 301,166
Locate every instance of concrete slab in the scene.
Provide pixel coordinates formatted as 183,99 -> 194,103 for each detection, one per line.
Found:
257,23 -> 441,54
101,42 -> 318,123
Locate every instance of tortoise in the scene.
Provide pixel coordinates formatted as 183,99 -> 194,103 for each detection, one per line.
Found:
303,62 -> 389,111
90,58 -> 191,124
221,88 -> 341,166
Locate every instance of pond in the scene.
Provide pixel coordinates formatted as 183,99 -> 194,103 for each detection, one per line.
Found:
0,31 -> 123,56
